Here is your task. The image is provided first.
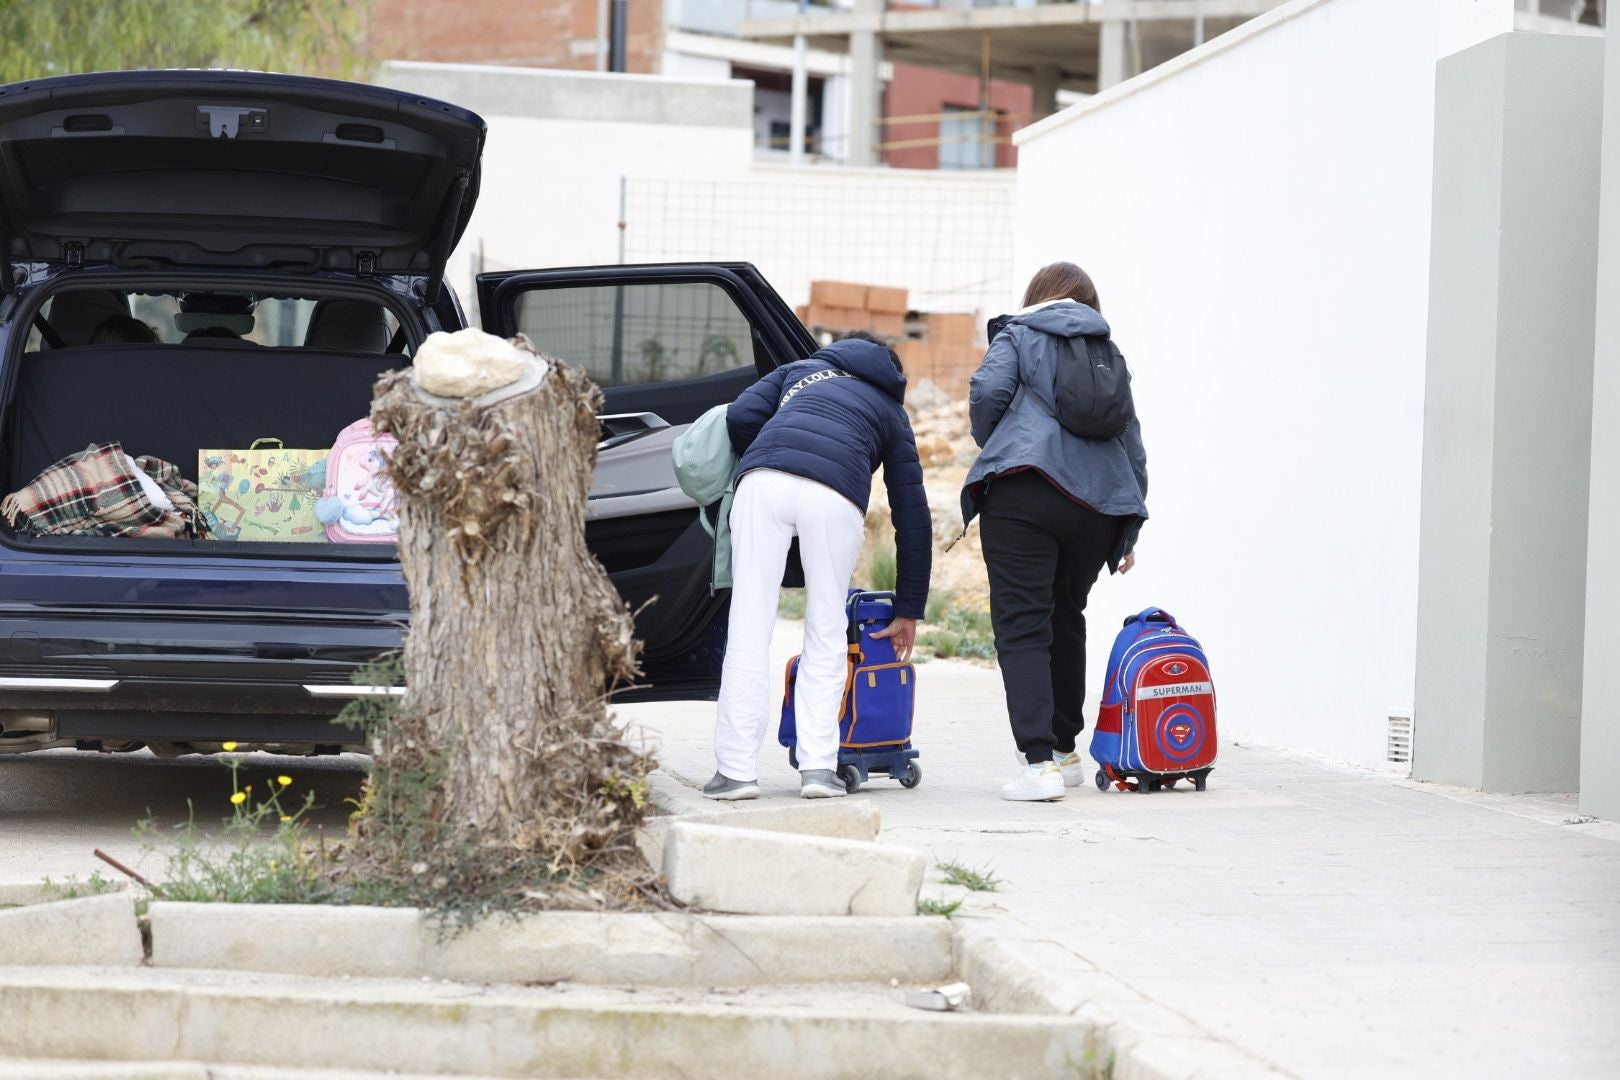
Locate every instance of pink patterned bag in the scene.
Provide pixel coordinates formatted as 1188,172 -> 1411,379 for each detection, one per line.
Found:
315,419 -> 399,543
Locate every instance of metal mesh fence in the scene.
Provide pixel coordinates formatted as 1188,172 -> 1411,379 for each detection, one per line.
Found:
621,170 -> 1017,316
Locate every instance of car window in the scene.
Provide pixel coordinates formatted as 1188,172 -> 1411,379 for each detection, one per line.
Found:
512,281 -> 754,386
125,294 -> 307,345
34,291 -> 401,350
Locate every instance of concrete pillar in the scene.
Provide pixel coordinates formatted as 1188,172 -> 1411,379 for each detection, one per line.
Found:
1030,63 -> 1060,120
1412,33 -> 1605,793
1582,16 -> 1620,821
1099,20 -> 1130,91
848,0 -> 883,167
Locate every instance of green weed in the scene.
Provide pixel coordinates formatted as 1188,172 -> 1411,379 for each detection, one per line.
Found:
333,652 -> 404,743
41,870 -> 118,901
1065,1048 -> 1117,1080
125,648 -> 652,926
920,594 -> 996,660
922,629 -> 965,659
138,752 -> 331,905
917,897 -> 964,918
937,859 -> 1002,892
869,543 -> 898,593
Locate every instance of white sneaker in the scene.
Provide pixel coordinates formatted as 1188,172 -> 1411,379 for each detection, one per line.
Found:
1000,762 -> 1066,802
1053,750 -> 1087,788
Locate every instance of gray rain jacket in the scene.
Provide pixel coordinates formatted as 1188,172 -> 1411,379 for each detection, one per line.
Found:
961,299 -> 1149,570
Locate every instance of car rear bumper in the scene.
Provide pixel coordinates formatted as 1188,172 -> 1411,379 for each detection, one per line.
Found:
0,609 -> 402,749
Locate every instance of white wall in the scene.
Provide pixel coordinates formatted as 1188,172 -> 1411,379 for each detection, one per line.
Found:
1583,11 -> 1620,821
1013,0 -> 1479,767
450,111 -> 754,301
661,49 -> 732,82
1414,33 -> 1604,792
1439,0 -> 1516,53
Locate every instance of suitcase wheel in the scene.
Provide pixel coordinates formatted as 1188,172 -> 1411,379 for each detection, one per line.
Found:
1137,777 -> 1158,794
1194,771 -> 1209,793
1094,769 -> 1109,792
899,761 -> 922,789
838,764 -> 862,794
788,747 -> 799,770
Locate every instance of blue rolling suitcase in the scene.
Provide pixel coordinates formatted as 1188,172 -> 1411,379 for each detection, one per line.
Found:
779,590 -> 921,794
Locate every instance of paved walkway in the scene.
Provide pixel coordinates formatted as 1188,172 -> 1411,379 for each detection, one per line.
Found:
622,620 -> 1620,1080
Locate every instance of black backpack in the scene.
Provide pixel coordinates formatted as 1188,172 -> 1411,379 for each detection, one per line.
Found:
1053,334 -> 1134,439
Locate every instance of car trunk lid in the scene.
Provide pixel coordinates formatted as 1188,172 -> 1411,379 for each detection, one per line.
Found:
0,70 -> 485,288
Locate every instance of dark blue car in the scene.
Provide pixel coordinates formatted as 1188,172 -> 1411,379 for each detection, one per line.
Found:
0,69 -> 815,758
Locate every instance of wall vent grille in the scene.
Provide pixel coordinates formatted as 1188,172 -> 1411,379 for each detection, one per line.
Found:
1387,714 -> 1414,766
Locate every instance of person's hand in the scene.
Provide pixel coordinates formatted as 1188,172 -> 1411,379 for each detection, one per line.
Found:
1119,552 -> 1137,574
873,617 -> 918,661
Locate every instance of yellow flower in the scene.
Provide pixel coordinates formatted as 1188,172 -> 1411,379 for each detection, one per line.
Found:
280,815 -> 293,823
221,741 -> 238,752
230,791 -> 247,805
276,775 -> 293,788
269,860 -> 279,871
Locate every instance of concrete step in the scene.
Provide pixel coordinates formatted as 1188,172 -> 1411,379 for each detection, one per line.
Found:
148,903 -> 955,986
663,821 -> 926,916
635,797 -> 882,865
0,893 -> 142,967
0,966 -> 1089,1080
0,1062 -> 515,1080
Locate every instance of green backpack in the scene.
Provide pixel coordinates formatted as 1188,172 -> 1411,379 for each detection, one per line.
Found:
671,404 -> 738,590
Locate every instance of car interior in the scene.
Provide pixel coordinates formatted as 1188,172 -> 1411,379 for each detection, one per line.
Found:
3,285 -> 410,550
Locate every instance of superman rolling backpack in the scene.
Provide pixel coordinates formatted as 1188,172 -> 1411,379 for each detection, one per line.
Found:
1090,608 -> 1217,793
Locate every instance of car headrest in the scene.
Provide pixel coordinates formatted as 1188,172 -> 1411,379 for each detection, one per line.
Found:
182,332 -> 260,347
305,300 -> 388,352
47,290 -> 131,347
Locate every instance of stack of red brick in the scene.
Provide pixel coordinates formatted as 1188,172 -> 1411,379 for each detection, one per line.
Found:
796,280 -> 909,338
793,279 -> 985,400
896,313 -> 983,400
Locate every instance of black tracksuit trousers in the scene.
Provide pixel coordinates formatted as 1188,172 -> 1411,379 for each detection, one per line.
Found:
979,471 -> 1122,765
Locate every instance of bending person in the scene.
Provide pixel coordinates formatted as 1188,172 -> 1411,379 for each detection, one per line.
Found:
705,330 -> 931,801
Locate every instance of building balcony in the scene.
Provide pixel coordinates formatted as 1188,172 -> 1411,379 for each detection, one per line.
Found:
667,0 -> 848,40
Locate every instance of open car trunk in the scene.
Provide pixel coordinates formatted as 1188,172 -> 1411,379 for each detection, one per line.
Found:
0,70 -> 484,284
4,340 -> 404,556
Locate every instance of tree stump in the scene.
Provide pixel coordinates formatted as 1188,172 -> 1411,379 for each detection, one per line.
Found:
365,332 -> 645,869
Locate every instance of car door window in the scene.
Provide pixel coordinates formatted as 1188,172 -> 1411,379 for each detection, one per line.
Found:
474,264 -> 813,697
512,281 -> 755,387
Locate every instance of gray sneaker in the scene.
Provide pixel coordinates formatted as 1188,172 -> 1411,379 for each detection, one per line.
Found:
702,772 -> 760,801
800,769 -> 848,799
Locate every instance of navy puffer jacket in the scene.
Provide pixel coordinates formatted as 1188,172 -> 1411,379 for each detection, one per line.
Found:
727,339 -> 932,619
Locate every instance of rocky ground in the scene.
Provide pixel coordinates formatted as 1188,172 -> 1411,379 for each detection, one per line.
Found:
857,378 -> 990,611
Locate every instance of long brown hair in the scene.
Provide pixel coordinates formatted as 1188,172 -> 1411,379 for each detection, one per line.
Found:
1021,261 -> 1101,312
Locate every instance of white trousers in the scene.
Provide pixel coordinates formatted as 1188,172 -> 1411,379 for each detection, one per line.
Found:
714,469 -> 866,778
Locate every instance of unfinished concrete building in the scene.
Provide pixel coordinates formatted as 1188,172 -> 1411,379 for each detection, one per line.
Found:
741,0 -> 1605,166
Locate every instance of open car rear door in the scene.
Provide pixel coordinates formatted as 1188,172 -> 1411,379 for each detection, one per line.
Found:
477,263 -> 816,702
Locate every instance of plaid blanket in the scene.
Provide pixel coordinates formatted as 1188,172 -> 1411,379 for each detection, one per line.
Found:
2,442 -> 210,540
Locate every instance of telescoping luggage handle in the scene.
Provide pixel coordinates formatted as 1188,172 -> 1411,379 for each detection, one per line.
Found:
1123,607 -> 1179,630
846,590 -> 896,645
